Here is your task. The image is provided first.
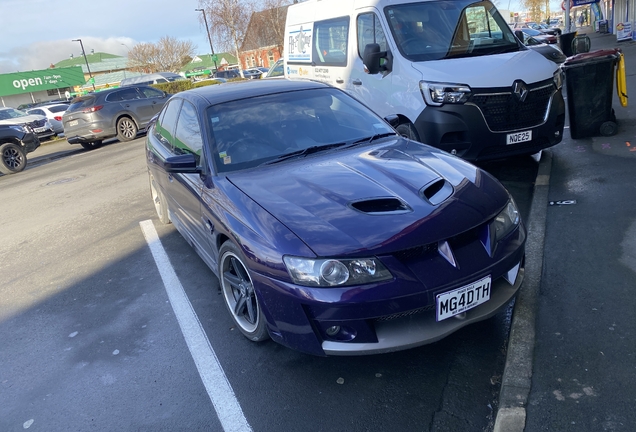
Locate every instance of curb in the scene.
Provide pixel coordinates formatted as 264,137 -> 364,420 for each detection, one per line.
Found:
493,150 -> 552,432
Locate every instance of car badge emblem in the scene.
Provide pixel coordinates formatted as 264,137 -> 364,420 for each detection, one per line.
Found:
512,80 -> 529,103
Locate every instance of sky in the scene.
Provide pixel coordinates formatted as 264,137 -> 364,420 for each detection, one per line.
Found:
0,0 -> 564,75
0,0 -> 215,74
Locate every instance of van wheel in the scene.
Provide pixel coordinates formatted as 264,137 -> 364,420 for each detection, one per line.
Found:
80,140 -> 102,150
0,142 -> 26,174
117,117 -> 138,142
396,123 -> 420,142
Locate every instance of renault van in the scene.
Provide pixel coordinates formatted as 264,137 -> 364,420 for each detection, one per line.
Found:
284,0 -> 565,161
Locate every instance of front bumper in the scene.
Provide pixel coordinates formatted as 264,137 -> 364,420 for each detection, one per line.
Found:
414,83 -> 565,161
251,225 -> 526,356
22,131 -> 41,153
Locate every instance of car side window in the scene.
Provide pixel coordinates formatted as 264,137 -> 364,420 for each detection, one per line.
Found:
139,87 -> 165,99
116,88 -> 142,101
357,13 -> 388,58
174,101 -> 203,165
154,99 -> 182,151
313,17 -> 349,66
29,109 -> 46,116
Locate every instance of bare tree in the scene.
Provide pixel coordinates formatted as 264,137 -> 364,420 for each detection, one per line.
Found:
520,0 -> 546,22
128,36 -> 196,73
198,0 -> 255,77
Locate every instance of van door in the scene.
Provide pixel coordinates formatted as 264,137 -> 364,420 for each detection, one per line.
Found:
347,9 -> 394,117
287,17 -> 351,89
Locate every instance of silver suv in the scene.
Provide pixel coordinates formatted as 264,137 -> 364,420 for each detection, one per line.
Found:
63,85 -> 170,150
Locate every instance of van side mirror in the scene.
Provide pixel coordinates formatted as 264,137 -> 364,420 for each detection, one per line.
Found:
363,43 -> 392,75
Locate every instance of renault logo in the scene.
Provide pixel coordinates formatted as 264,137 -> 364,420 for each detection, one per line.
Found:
512,80 -> 529,102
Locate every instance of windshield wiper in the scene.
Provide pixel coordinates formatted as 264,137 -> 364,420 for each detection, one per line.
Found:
260,142 -> 348,166
348,132 -> 398,146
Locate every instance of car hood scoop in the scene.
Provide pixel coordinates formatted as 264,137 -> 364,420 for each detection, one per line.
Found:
227,139 -> 508,256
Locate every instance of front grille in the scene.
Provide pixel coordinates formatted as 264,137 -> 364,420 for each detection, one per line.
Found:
469,82 -> 555,132
393,243 -> 438,263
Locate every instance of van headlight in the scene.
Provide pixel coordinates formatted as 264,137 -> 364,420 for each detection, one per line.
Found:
490,197 -> 521,243
553,69 -> 564,89
283,256 -> 392,287
420,81 -> 472,106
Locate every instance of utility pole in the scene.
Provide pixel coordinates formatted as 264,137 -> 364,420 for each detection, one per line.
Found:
195,8 -> 218,72
72,39 -> 96,91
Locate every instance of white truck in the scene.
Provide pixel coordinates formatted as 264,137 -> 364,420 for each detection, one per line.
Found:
284,0 -> 565,161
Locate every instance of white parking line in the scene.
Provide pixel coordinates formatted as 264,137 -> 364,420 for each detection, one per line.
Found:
140,219 -> 252,432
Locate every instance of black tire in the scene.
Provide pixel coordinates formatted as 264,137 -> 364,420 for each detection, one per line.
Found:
80,140 -> 102,150
117,117 -> 138,142
396,122 -> 420,142
218,241 -> 269,342
0,142 -> 27,175
149,174 -> 170,224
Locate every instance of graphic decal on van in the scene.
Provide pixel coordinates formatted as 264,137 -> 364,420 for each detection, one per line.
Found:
288,24 -> 314,62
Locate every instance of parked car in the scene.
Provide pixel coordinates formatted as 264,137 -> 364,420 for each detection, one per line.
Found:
0,107 -> 55,140
62,85 -> 170,150
262,58 -> 284,78
26,104 -> 69,135
146,79 -> 526,356
213,69 -> 241,79
243,68 -> 266,79
0,124 -> 40,174
512,21 -> 561,36
517,27 -> 558,44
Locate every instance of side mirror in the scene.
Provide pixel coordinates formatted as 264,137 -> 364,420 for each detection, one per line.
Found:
161,153 -> 201,174
363,43 -> 392,75
384,114 -> 400,128
514,30 -> 525,43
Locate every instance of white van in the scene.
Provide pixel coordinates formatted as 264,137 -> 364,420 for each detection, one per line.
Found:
284,0 -> 566,161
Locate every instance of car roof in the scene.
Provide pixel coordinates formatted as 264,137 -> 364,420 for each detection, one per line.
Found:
179,79 -> 331,106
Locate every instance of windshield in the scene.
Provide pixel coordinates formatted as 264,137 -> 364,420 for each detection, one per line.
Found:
206,88 -> 395,173
385,0 -> 519,61
0,108 -> 28,120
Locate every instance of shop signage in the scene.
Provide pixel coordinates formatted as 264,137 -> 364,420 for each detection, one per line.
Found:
617,22 -> 633,41
0,66 -> 85,96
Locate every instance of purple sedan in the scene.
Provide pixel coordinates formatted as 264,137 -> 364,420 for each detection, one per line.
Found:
146,79 -> 526,356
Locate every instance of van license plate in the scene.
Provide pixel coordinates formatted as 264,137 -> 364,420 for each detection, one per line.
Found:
436,276 -> 491,321
68,120 -> 79,127
507,130 -> 532,144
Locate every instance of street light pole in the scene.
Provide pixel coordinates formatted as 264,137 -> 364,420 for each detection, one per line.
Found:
121,43 -> 130,79
195,8 -> 218,72
72,39 -> 96,91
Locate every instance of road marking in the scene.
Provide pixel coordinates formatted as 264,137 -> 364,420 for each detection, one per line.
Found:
140,219 -> 252,432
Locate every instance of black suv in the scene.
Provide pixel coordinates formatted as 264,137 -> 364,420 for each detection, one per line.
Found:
0,124 -> 40,175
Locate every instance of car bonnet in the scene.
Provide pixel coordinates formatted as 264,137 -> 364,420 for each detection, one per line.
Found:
226,139 -> 509,257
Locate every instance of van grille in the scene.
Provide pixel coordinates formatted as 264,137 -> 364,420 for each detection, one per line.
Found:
469,82 -> 555,132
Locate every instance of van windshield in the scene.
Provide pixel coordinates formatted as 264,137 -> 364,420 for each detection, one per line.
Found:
385,0 -> 520,61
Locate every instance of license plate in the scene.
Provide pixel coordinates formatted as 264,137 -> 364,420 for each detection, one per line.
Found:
436,276 -> 491,321
506,130 -> 532,144
34,127 -> 46,133
68,120 -> 79,127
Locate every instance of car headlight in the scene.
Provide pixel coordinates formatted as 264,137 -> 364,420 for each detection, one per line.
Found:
420,81 -> 472,106
553,69 -> 564,89
9,125 -> 27,133
491,197 -> 521,243
283,256 -> 393,287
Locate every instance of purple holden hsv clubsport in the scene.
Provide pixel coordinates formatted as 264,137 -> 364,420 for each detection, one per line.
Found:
145,79 -> 525,356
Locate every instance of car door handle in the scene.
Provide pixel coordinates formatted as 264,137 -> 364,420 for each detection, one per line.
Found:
352,79 -> 362,86
336,78 -> 344,84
